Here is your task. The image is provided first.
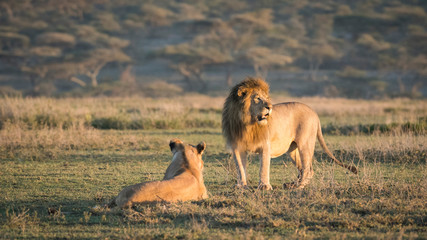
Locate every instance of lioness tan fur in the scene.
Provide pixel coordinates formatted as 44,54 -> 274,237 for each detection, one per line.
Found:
108,139 -> 208,208
222,77 -> 357,190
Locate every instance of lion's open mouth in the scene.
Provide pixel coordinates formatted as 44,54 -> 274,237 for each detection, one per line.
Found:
257,112 -> 270,122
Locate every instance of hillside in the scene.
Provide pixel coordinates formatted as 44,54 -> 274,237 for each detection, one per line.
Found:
0,0 -> 426,98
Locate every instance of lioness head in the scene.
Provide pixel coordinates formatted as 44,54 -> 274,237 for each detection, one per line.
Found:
236,78 -> 273,125
169,138 -> 206,171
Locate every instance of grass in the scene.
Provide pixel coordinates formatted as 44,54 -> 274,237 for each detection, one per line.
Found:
1,96 -> 426,132
0,96 -> 426,239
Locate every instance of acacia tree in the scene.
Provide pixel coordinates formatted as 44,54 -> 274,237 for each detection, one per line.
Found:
23,48 -> 131,89
18,27 -> 131,92
158,8 -> 294,89
306,40 -> 340,81
379,47 -> 427,97
76,48 -> 131,87
243,46 -> 293,78
158,41 -> 231,91
181,9 -> 276,87
302,13 -> 341,81
0,0 -> 133,95
10,32 -> 75,94
186,19 -> 256,86
22,61 -> 80,94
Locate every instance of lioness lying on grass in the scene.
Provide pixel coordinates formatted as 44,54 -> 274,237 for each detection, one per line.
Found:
107,139 -> 208,209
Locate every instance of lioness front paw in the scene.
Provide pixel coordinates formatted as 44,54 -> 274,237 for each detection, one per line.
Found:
257,183 -> 273,190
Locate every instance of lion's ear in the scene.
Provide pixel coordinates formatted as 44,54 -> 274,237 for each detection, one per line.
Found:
169,138 -> 184,152
237,87 -> 247,97
196,142 -> 206,155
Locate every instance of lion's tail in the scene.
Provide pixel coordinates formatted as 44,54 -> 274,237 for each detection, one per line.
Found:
317,121 -> 358,174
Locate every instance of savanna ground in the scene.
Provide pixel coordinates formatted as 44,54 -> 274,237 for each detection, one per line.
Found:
0,96 -> 426,239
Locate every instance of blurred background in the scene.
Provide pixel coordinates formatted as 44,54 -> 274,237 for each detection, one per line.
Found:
0,0 -> 426,99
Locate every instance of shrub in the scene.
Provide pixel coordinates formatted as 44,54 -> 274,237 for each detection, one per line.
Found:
323,118 -> 427,135
91,116 -> 131,130
35,32 -> 76,47
336,66 -> 366,79
0,87 -> 22,98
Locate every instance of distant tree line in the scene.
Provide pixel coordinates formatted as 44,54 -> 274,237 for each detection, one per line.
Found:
0,0 -> 426,98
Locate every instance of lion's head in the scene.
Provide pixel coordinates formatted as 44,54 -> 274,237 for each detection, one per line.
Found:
164,138 -> 206,180
222,77 -> 273,150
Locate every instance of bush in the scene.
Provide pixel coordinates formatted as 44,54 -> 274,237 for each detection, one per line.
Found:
23,113 -> 74,129
0,87 -> 22,98
90,116 -> 220,130
141,81 -> 183,98
35,32 -> 76,47
91,116 -> 131,130
336,66 -> 366,79
323,118 -> 427,135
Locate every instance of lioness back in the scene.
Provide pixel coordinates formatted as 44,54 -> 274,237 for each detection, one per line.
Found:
115,172 -> 200,208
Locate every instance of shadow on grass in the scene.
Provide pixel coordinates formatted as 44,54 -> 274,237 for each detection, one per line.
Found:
1,198 -> 110,226
2,183 -> 426,237
316,149 -> 426,164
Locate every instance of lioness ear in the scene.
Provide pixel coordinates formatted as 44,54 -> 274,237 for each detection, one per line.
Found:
196,142 -> 206,154
169,138 -> 184,152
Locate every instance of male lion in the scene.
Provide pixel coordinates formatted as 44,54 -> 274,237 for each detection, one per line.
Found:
222,77 -> 357,190
108,139 -> 208,208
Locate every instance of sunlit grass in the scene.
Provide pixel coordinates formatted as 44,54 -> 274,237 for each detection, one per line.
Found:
0,96 -> 426,238
1,96 -> 426,131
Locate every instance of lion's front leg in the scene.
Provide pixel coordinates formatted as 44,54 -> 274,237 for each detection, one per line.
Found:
258,145 -> 273,190
233,150 -> 248,188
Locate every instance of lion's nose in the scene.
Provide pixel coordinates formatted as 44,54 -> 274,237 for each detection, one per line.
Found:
265,106 -> 271,110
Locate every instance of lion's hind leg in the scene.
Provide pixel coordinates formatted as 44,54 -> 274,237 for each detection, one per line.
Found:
284,142 -> 315,189
283,142 -> 303,189
295,142 -> 315,189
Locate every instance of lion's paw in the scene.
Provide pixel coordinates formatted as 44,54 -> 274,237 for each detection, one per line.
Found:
257,183 -> 273,190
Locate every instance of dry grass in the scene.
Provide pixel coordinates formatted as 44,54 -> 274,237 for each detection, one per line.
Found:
0,96 -> 426,238
1,96 -> 426,130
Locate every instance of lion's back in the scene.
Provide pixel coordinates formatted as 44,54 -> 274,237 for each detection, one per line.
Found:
272,102 -> 318,120
268,102 -> 320,156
